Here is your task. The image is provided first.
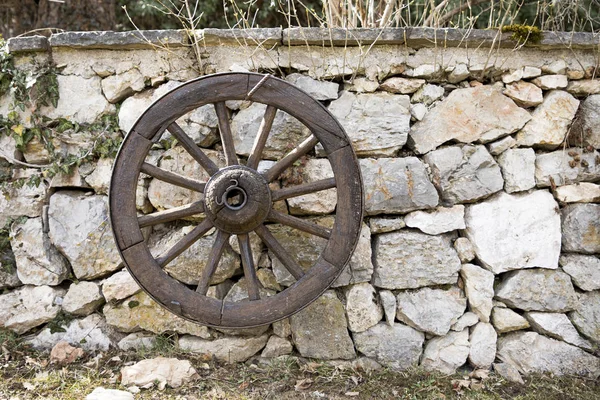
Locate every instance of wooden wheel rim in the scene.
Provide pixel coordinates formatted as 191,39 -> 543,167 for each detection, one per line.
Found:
109,72 -> 363,328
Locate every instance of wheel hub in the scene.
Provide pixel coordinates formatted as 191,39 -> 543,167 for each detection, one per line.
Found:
204,165 -> 271,234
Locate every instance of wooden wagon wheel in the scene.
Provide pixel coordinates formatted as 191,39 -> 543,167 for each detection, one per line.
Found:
109,72 -> 363,328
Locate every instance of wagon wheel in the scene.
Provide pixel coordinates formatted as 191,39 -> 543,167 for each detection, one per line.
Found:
109,72 -> 363,328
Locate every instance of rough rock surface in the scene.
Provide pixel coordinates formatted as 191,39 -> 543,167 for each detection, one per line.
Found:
285,73 -> 339,100
0,285 -> 63,334
379,77 -> 425,94
395,287 -> 467,336
451,312 -> 479,331
345,283 -> 383,333
567,79 -> 600,96
453,237 -> 476,263
554,183 -> 600,203
27,314 -> 115,351
497,332 -> 600,377
408,86 -> 531,154
290,291 -> 355,360
328,91 -> 410,156
569,291 -> 600,343
411,84 -> 444,105
49,191 -> 121,280
494,363 -> 524,384
491,307 -> 530,333
101,68 -> 145,103
497,148 -> 536,193
487,136 -> 516,156
0,183 -> 45,227
495,269 -> 578,312
118,332 -> 156,351
469,322 -> 497,369
516,90 -> 579,149
373,231 -> 461,290
464,191 -> 561,274
460,264 -> 494,322
404,205 -> 465,235
424,145 -> 504,205
420,329 -> 470,374
332,222 -> 374,287
360,158 -> 439,215
287,159 -> 336,215
559,254 -> 600,291
101,269 -> 141,303
179,334 -> 269,363
562,204 -> 600,254
368,217 -> 405,234
84,158 -> 112,194
261,336 -> 293,358
525,312 -> 592,350
503,81 -> 543,108
353,323 -> 424,371
569,95 -> 600,148
50,341 -> 84,366
120,357 -> 198,389
535,148 -> 600,188
379,290 -> 396,326
62,281 -> 104,316
531,75 -> 568,90
10,217 -> 69,286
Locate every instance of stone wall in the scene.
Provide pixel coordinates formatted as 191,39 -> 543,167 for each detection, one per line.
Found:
1,28 -> 600,379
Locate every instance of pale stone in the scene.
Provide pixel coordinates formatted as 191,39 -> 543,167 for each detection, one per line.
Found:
531,75 -> 568,90
502,69 -> 523,84
285,73 -> 339,100
380,77 -> 425,94
569,291 -> 600,343
460,264 -> 494,322
535,148 -> 600,188
469,322 -> 497,369
10,217 -> 69,286
491,307 -> 530,333
559,254 -> 600,291
396,287 -> 466,336
0,264 -> 20,290
453,237 -> 475,263
0,134 -> 19,163
231,102 -> 310,159
555,182 -> 600,203
451,312 -> 479,331
410,103 -> 427,121
261,336 -> 293,358
495,269 -> 578,312
516,91 -> 579,149
41,75 -> 114,124
567,79 -> 600,96
49,168 -> 88,189
424,145 -> 504,205
256,269 -> 281,291
332,222 -> 374,287
570,95 -> 600,148
408,86 -> 531,154
503,81 -> 543,108
497,148 -> 536,193
0,182 -> 45,227
118,81 -> 181,133
290,291 -> 355,360
360,158 -> 439,215
406,64 -> 440,79
120,357 -> 198,390
287,159 -> 336,215
149,225 -> 240,286
179,334 -> 269,363
368,217 -> 405,234
62,281 -> 104,316
373,231 -> 461,290
448,64 -> 470,84
27,314 -> 115,351
87,387 -> 134,400
228,231 -> 263,269
562,204 -> 600,254
543,60 -> 567,75
102,269 -> 141,303
118,332 -> 156,351
411,84 -> 444,105
345,77 -> 379,93
522,66 -> 542,79
101,68 -> 146,103
567,69 -> 586,80
345,283 -> 383,333
487,136 -> 516,156
84,158 -> 112,194
49,191 -> 121,280
379,290 -> 396,326
353,322 -> 424,371
421,329 -> 470,374
525,312 -> 592,350
273,318 -> 291,338
497,331 -> 600,377
104,291 -> 211,338
0,285 -> 63,334
464,191 -> 561,274
328,91 -> 410,157
404,205 -> 465,235
494,363 -> 524,384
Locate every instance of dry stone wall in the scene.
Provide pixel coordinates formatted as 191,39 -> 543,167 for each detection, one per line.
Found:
1,28 -> 600,380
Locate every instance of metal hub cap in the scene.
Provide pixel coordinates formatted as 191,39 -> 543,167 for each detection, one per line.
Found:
204,166 -> 271,234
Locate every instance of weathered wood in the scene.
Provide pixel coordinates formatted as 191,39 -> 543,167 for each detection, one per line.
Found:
141,162 -> 206,193
264,135 -> 319,182
196,230 -> 230,295
156,219 -> 214,267
238,233 -> 260,300
267,209 -> 331,239
214,102 -> 238,166
138,200 -> 205,228
255,224 -> 305,280
167,122 -> 219,175
272,178 -> 336,201
247,105 -> 277,170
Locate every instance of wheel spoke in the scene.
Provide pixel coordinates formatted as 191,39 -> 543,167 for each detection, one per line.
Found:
264,135 -> 319,182
255,224 -> 305,280
271,178 -> 336,201
138,200 -> 205,228
167,122 -> 219,175
196,230 -> 230,294
214,102 -> 238,166
156,219 -> 214,267
247,105 -> 277,170
141,162 -> 205,193
267,210 -> 331,239
238,233 -> 260,301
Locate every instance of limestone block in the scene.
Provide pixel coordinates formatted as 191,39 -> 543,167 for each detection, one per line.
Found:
261,336 -> 293,358
497,148 -> 536,193
453,237 -> 475,263
451,312 -> 479,332
487,136 -> 516,156
468,322 -> 497,369
120,357 -> 198,389
285,73 -> 339,100
0,285 -> 64,334
62,281 -> 105,316
531,75 -> 568,90
559,254 -> 600,291
562,204 -> 600,254
287,159 -> 336,215
503,81 -> 543,107
27,314 -> 115,351
0,182 -> 45,227
379,290 -> 396,326
554,183 -> 600,203
379,77 -> 425,94
101,68 -> 146,103
345,283 -> 383,333
118,332 -> 156,351
535,148 -> 600,188
420,329 -> 470,374
404,205 -> 465,235
179,334 -> 268,363
569,291 -> 600,343
460,264 -> 494,322
101,269 -> 141,303
491,307 -> 530,333
411,84 -> 444,105
566,79 -> 600,96
525,312 -> 592,350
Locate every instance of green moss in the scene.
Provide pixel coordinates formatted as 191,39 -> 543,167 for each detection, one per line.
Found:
502,24 -> 543,45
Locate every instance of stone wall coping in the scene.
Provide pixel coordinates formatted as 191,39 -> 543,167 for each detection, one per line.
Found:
5,27 -> 600,54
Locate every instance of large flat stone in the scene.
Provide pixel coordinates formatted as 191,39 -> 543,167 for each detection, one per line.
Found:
497,148 -> 536,193
525,312 -> 592,350
404,205 -> 465,235
562,204 -> 600,254
345,283 -> 383,333
468,322 -> 497,369
569,95 -> 600,149
178,334 -> 269,363
559,254 -> 600,291
569,291 -> 600,343
535,148 -> 600,188
420,329 -> 470,374
0,285 -> 64,334
460,264 -> 494,322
